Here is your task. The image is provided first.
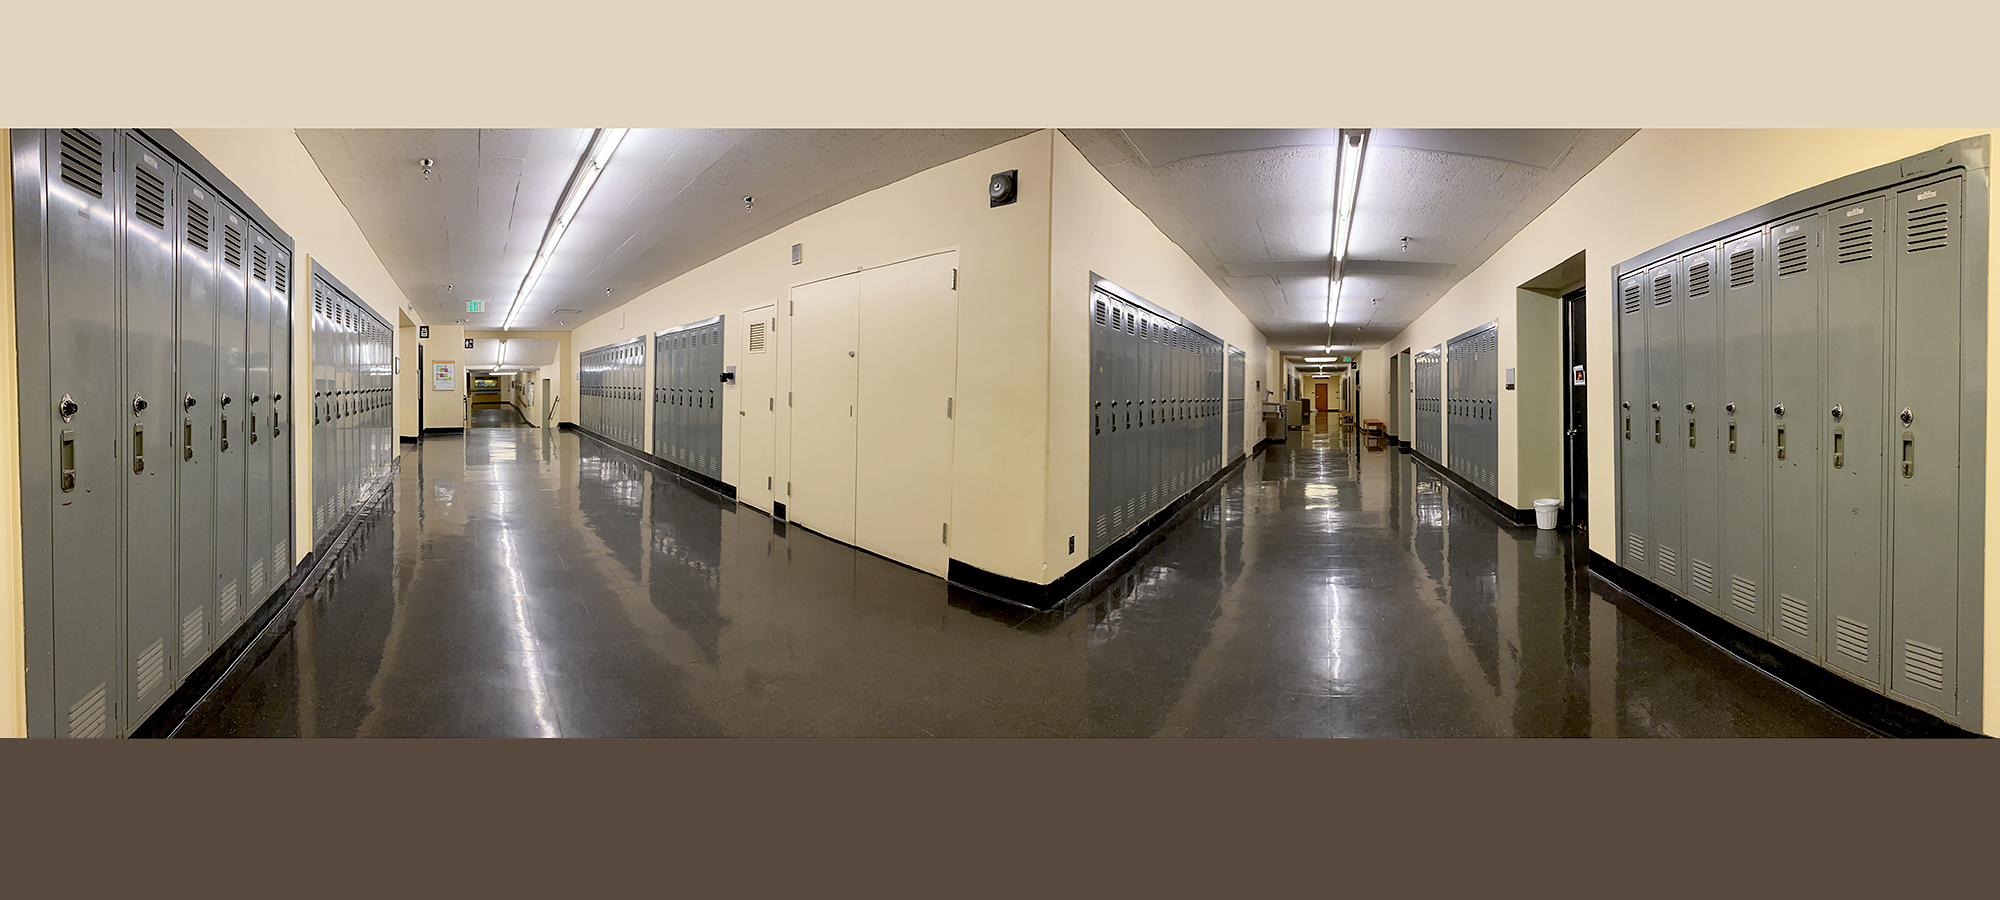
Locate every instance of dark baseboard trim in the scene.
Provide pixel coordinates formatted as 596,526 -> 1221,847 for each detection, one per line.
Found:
558,421 -> 578,431
947,444 -> 1267,611
399,434 -> 419,444
421,426 -> 465,435
1400,444 -> 1535,527
135,459 -> 402,738
772,501 -> 787,521
1254,435 -> 1283,450
1396,438 -> 1411,449
1586,550 -> 1980,739
570,425 -> 738,501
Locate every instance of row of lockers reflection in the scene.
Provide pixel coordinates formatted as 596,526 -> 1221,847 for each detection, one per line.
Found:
1616,168 -> 1973,723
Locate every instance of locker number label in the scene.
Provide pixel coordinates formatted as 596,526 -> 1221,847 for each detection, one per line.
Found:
1918,190 -> 1938,201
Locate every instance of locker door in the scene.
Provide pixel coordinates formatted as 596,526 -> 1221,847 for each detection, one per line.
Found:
270,253 -> 291,580
652,332 -> 666,458
1645,262 -> 1684,592
1090,294 -> 1109,552
1889,176 -> 1964,713
40,130 -> 123,737
789,273 -> 861,543
739,306 -> 778,511
1617,273 -> 1648,572
245,237 -> 273,606
1108,304 -> 1127,537
1719,231 -> 1770,632
855,252 -> 958,575
1768,214 -> 1823,654
1679,246 -> 1723,610
214,211 -> 250,636
121,136 -> 179,719
175,176 -> 219,677
1823,194 -> 1890,685
711,323 -> 725,478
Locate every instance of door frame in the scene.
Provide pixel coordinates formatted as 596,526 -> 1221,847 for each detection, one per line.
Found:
1561,284 -> 1587,529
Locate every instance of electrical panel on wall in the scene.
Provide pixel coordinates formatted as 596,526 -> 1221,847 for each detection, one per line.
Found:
12,129 -> 298,737
1612,137 -> 1987,728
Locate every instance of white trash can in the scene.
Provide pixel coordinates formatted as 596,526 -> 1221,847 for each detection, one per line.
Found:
1534,499 -> 1560,530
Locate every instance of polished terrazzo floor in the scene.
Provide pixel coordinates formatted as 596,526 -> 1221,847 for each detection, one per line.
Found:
176,413 -> 1874,737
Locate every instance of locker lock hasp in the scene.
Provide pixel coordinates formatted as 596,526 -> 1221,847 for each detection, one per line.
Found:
990,170 -> 1019,207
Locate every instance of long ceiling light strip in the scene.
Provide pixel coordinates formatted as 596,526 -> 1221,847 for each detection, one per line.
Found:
1325,128 -> 1370,349
502,127 -> 630,331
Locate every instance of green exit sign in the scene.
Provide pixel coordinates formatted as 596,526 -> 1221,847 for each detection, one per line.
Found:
466,300 -> 485,313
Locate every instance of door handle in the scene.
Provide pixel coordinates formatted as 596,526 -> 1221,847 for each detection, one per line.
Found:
1902,433 -> 1915,478
59,429 -> 76,492
184,418 -> 195,461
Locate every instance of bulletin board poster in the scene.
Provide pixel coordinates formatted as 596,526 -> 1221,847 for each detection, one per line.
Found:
433,361 -> 457,391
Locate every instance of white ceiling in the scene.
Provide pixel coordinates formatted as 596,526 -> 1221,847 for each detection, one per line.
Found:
297,129 -> 1034,331
1064,128 -> 1635,361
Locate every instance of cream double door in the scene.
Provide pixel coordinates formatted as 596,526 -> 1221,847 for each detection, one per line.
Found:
788,251 -> 959,576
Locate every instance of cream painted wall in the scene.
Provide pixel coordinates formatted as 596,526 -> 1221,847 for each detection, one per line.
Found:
419,326 -> 468,430
2,133 -> 23,737
1515,289 -> 1564,506
571,131 -> 1057,582
1362,128 -> 2000,733
1047,131 -> 1271,580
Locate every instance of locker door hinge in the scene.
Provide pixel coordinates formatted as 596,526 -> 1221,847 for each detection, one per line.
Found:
951,268 -> 958,290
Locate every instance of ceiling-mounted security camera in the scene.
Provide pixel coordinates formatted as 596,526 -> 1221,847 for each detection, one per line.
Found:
990,170 -> 1018,208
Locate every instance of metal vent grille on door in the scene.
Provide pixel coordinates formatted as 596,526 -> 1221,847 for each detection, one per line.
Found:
134,166 -> 168,229
1728,249 -> 1755,288
1777,234 -> 1809,277
274,259 -> 289,293
1625,533 -> 1644,563
224,226 -> 242,268
58,129 -> 105,197
1780,595 -> 1809,636
219,580 -> 240,623
1835,217 -> 1874,263
1652,273 -> 1672,305
69,683 -> 109,739
1656,545 -> 1677,577
1902,640 -> 1947,692
1906,202 -> 1950,252
1622,284 -> 1642,315
1731,576 -> 1757,616
1834,615 -> 1870,663
182,608 -> 206,658
273,545 -> 288,581
252,245 -> 269,282
1095,299 -> 1107,324
186,200 -> 211,251
250,558 -> 267,596
1687,262 -> 1711,297
1690,559 -> 1714,594
135,638 -> 166,699
748,320 -> 767,353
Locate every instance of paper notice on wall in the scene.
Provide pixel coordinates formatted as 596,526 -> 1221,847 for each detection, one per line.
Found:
433,361 -> 457,391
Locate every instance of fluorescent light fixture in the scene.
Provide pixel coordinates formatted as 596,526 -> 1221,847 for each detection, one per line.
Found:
502,128 -> 630,330
1305,357 -> 1336,362
1325,128 -> 1370,332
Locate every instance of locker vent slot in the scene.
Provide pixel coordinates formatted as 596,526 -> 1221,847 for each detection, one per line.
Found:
134,166 -> 168,229
1777,234 -> 1809,277
186,200 -> 211,251
1094,516 -> 1106,539
1834,615 -> 1870,663
1690,559 -> 1714,595
275,258 -> 289,293
1779,595 -> 1810,636
69,683 -> 109,739
135,638 -> 166,699
1622,284 -> 1642,315
58,129 -> 105,197
219,580 -> 240,624
1625,533 -> 1644,563
182,608 -> 206,658
1095,299 -> 1107,325
253,246 -> 269,282
1835,218 -> 1874,263
748,320 -> 767,353
1730,576 -> 1757,616
274,545 -> 288,579
1728,248 -> 1755,288
250,558 -> 267,596
1902,640 -> 1947,692
1652,273 -> 1672,306
224,226 -> 242,268
1906,203 -> 1950,253
1687,262 -> 1711,298
1656,545 -> 1677,578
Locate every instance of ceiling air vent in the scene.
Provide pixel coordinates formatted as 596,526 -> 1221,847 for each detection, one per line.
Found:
551,308 -> 582,316
1688,261 -> 1711,298
1777,233 -> 1809,277
186,200 -> 211,252
1906,202 -> 1950,252
224,226 -> 243,268
1728,248 -> 1754,288
134,165 -> 167,229
1902,640 -> 1947,692
1622,283 -> 1642,315
59,129 -> 105,198
1836,217 -> 1874,264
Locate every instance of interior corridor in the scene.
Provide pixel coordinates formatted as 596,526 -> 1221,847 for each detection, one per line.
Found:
175,419 -> 1873,738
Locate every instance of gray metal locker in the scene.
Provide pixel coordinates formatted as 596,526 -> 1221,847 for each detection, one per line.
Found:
1719,229 -> 1770,633
1090,293 -> 1110,551
120,135 -> 180,720
1618,273 -> 1648,572
270,253 -> 291,583
214,208 -> 249,637
1768,213 -> 1823,655
245,234 -> 274,607
1679,245 -> 1722,610
1822,194 -> 1890,685
175,175 -> 220,679
1645,262 -> 1685,592
1889,175 -> 1966,713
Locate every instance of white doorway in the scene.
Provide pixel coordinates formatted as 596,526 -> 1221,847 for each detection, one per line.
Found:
738,303 -> 778,513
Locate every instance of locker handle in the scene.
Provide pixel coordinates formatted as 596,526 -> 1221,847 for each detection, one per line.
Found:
132,424 -> 145,473
221,415 -> 230,452
249,410 -> 259,444
1624,416 -> 1631,440
1727,422 -> 1736,454
1688,417 -> 1696,448
1653,417 -> 1661,444
1832,429 -> 1843,469
1776,424 -> 1785,460
184,418 -> 195,461
1902,433 -> 1915,478
59,429 -> 76,492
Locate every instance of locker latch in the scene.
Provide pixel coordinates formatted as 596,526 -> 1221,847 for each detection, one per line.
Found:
1727,422 -> 1737,454
59,429 -> 76,492
1902,433 -> 1915,478
132,424 -> 145,474
184,418 -> 194,461
1832,428 -> 1844,469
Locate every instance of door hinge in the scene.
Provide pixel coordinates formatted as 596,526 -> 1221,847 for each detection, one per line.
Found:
789,301 -> 794,316
951,268 -> 958,290
786,481 -> 791,496
946,397 -> 953,418
767,476 -> 772,490
942,523 -> 949,543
